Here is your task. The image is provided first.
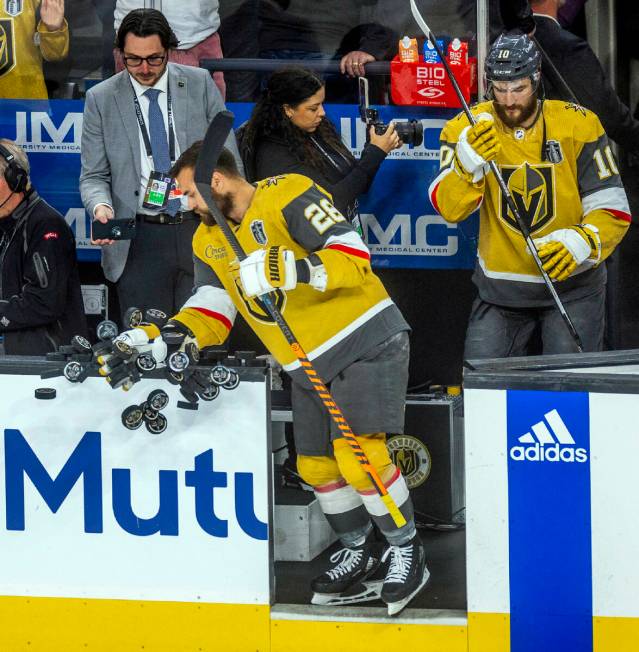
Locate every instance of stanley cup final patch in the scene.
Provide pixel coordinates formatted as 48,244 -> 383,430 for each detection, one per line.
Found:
4,0 -> 22,17
544,140 -> 564,164
250,220 -> 267,245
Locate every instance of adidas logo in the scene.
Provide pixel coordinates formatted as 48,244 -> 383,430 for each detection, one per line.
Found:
510,409 -> 588,463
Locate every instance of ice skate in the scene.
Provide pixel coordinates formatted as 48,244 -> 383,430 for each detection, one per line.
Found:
311,535 -> 381,605
381,535 -> 430,616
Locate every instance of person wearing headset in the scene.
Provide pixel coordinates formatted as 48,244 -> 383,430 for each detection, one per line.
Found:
0,139 -> 87,355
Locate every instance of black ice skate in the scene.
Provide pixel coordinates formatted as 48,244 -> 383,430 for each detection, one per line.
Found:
380,535 -> 430,616
311,536 -> 382,606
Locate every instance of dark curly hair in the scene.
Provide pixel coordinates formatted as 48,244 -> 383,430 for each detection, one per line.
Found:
240,68 -> 354,181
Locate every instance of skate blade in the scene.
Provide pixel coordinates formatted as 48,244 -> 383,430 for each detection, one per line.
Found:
386,567 -> 431,617
311,580 -> 383,606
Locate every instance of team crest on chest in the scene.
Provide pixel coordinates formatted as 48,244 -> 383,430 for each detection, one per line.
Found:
0,19 -> 15,77
500,162 -> 556,235
4,0 -> 22,17
250,219 -> 268,245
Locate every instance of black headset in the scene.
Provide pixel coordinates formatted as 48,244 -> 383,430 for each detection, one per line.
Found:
0,142 -> 28,193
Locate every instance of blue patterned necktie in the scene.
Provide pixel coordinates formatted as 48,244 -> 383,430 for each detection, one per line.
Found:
144,88 -> 180,215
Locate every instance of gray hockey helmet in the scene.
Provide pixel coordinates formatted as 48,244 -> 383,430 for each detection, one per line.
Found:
485,30 -> 541,82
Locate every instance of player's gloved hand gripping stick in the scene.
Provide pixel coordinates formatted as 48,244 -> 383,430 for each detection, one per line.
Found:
195,111 -> 407,529
409,0 -> 583,353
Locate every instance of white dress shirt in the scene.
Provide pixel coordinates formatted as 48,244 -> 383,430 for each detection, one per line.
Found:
129,69 -> 181,213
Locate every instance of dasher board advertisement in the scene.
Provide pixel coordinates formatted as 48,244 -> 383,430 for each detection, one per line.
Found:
0,372 -> 270,605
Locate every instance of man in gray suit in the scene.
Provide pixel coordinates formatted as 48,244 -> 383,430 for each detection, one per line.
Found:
80,8 -> 241,320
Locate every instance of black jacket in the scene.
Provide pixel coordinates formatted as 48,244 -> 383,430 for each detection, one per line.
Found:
0,191 -> 87,355
533,14 -> 639,153
249,134 -> 386,223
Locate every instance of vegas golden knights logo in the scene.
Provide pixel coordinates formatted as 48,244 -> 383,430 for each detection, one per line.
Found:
387,435 -> 431,489
234,278 -> 286,324
0,19 -> 16,78
500,162 -> 556,235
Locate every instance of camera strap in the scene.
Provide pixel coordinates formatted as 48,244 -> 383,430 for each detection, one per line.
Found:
309,136 -> 351,176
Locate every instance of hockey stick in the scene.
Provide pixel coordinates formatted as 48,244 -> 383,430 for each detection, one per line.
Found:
194,111 -> 407,528
409,0 -> 584,353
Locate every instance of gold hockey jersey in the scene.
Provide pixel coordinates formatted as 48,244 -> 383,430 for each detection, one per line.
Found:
429,100 -> 630,307
0,0 -> 69,99
173,174 -> 408,386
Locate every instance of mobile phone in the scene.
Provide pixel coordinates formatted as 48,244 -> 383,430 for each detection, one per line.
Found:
92,217 -> 136,240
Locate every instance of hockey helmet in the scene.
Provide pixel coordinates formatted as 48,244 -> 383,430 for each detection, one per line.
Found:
485,30 -> 541,83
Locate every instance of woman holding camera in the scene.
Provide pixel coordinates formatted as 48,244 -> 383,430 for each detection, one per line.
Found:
240,68 -> 401,227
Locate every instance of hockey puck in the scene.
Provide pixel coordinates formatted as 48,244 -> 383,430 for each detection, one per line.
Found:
177,400 -> 199,411
136,353 -> 157,372
144,308 -> 168,328
35,387 -> 56,400
199,384 -> 220,401
223,371 -> 240,390
71,335 -> 92,353
121,404 -> 144,430
168,351 -> 190,373
147,388 -> 169,411
146,413 -> 167,434
210,365 -> 231,386
141,402 -> 159,422
96,319 -> 119,341
123,307 -> 143,328
63,361 -> 84,383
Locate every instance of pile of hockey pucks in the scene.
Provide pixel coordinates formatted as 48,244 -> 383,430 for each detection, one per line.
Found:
173,362 -> 240,411
121,388 -> 170,434
41,333 -> 100,384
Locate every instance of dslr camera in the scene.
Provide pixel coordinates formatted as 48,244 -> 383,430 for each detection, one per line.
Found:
358,77 -> 423,147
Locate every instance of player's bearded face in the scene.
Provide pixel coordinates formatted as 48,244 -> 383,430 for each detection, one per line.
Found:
492,78 -> 538,128
210,188 -> 235,225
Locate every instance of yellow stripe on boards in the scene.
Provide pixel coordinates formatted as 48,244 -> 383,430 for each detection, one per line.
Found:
0,596 -> 270,652
271,618 -> 467,652
467,612 -> 510,652
594,616 -> 639,652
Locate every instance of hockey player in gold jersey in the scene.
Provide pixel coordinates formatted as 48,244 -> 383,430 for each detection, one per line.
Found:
0,0 -> 68,99
429,31 -> 630,357
99,143 -> 429,614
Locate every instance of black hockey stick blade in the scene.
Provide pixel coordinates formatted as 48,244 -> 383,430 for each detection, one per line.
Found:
194,110 -> 235,187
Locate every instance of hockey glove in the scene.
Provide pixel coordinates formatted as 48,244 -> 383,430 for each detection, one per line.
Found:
238,246 -> 297,298
151,320 -> 201,374
97,327 -> 156,390
455,113 -> 501,182
534,225 -> 600,281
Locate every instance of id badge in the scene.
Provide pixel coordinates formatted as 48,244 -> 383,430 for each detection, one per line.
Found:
142,171 -> 173,210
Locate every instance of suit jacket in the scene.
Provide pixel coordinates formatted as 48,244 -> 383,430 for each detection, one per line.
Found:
534,14 -> 639,153
79,62 -> 241,282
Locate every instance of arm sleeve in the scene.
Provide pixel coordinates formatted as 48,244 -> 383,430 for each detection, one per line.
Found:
559,41 -> 639,153
0,220 -> 75,331
282,184 -> 372,291
428,117 -> 486,223
79,90 -> 114,216
36,19 -> 69,61
256,140 -> 386,215
171,255 -> 237,347
576,119 -> 631,262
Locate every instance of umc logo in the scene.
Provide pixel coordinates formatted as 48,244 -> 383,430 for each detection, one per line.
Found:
14,111 -> 83,153
362,213 -> 458,256
510,408 -> 588,463
3,429 -> 268,540
500,162 -> 556,235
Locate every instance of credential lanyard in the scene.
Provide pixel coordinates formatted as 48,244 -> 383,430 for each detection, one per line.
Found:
132,85 -> 176,163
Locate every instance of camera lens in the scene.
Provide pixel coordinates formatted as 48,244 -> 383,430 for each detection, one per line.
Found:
395,120 -> 424,147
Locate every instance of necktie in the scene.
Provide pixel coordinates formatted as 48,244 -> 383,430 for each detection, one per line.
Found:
144,88 -> 180,215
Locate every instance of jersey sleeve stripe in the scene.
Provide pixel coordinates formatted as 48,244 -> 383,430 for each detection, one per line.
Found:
182,285 -> 237,327
428,166 -> 453,216
191,307 -> 233,331
326,243 -> 371,260
605,208 -> 632,223
581,186 -> 631,220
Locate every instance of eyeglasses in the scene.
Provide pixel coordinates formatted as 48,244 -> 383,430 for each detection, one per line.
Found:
123,53 -> 167,68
